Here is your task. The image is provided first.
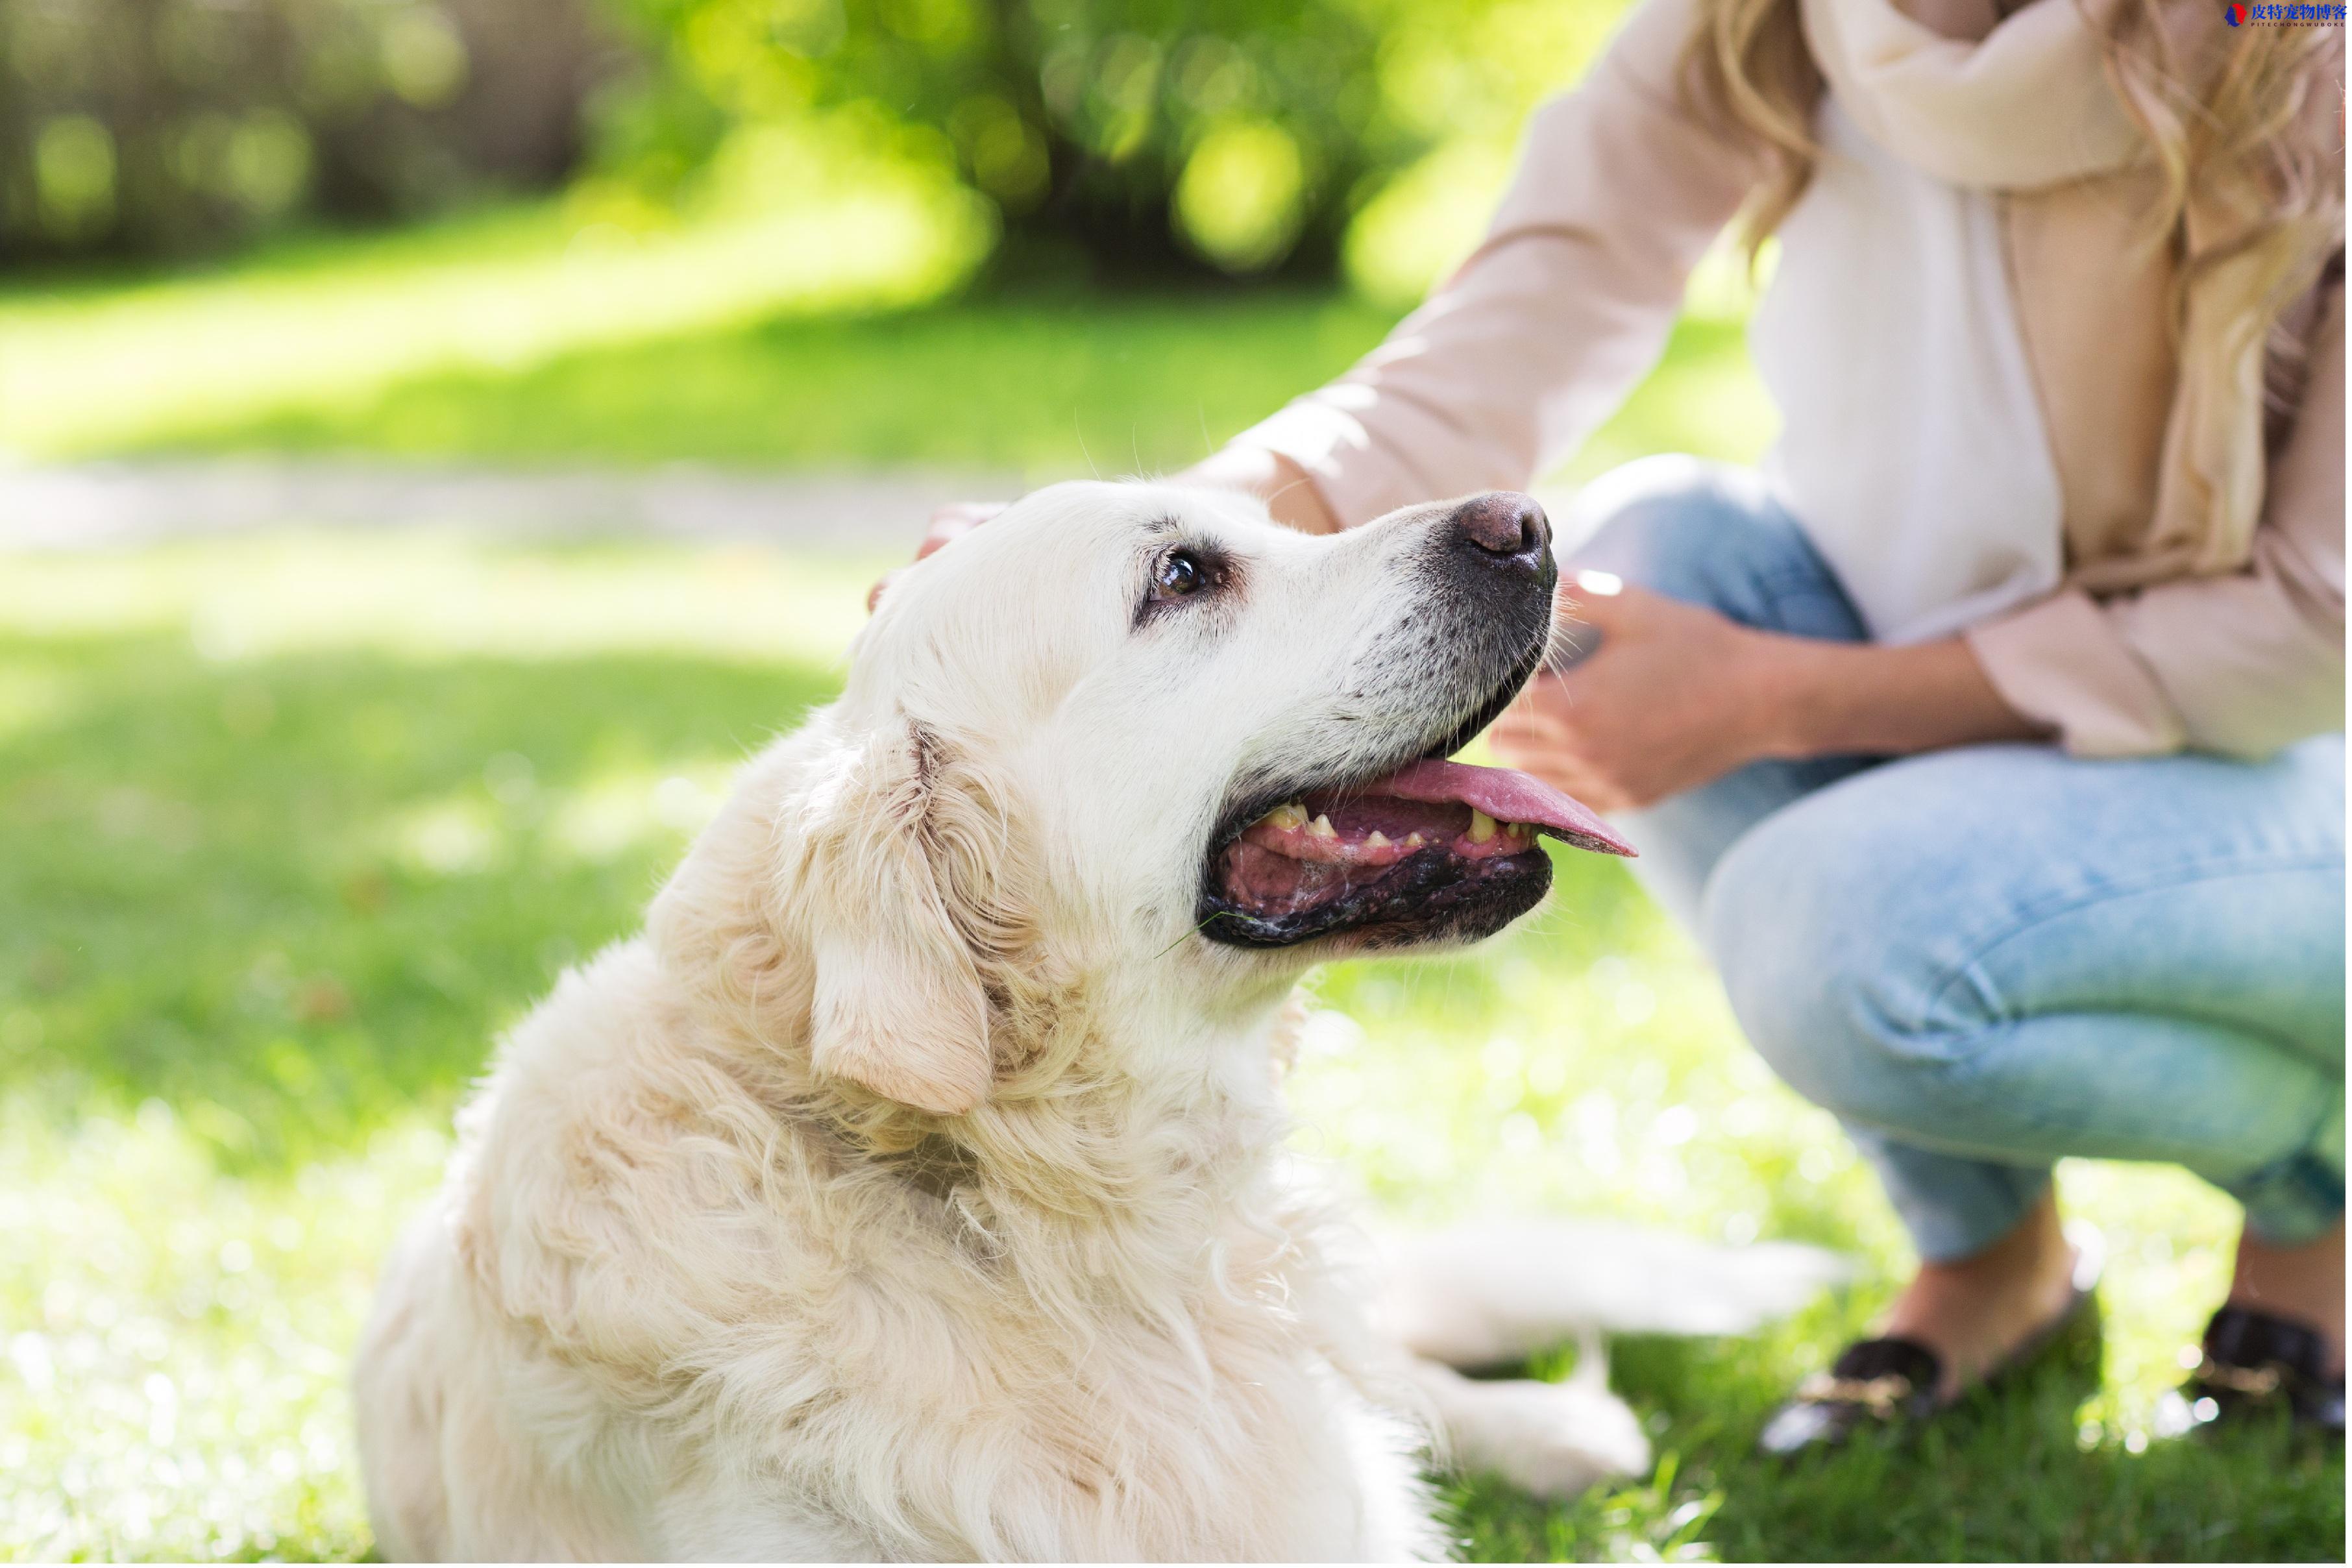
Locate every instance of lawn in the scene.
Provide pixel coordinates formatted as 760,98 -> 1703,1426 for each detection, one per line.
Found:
0,197 -> 1767,484
0,531 -> 2339,1562
0,210 -> 2340,1562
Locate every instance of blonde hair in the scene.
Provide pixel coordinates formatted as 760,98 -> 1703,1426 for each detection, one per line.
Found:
1681,0 -> 2341,299
2089,3 -> 2344,415
1680,0 -> 2342,536
1681,0 -> 1824,254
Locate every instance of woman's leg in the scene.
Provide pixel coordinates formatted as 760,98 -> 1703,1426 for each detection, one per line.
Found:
1562,458 -> 2347,1395
2233,1220 -> 2346,1376
1565,459 -> 2076,1305
1703,735 -> 2347,1380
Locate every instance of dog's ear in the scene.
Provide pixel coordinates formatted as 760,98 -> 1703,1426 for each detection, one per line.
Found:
798,722 -> 995,1116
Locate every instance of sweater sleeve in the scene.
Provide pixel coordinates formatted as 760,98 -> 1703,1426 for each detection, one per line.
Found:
1229,0 -> 1756,526
1966,278 -> 2346,759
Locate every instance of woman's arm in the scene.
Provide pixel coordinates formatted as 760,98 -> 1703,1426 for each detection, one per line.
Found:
1195,0 -> 1758,530
1487,573 -> 2044,813
1490,282 -> 2340,803
922,0 -> 1754,556
1763,631 -> 2047,759
1179,447 -> 1341,533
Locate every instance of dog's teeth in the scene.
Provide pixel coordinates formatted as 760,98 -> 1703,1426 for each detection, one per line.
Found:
1404,832 -> 1425,850
1264,801 -> 1308,830
1467,809 -> 1497,843
1307,813 -> 1337,840
1364,830 -> 1390,850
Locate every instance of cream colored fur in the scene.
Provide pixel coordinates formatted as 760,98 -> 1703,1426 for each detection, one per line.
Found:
354,482 -> 1838,1561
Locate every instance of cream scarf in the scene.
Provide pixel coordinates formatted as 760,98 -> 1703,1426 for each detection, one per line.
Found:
1800,0 -> 2322,577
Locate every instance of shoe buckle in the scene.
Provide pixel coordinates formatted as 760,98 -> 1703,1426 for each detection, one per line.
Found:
2196,1355 -> 2285,1397
1796,1371 -> 1913,1416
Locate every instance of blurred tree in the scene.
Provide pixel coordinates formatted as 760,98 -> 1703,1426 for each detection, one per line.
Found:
594,0 -> 1626,282
0,0 -> 620,263
0,0 -> 1626,286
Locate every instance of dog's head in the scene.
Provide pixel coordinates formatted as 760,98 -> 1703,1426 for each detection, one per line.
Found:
698,481 -> 1629,1116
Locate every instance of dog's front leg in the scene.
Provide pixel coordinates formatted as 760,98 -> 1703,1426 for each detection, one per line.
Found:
1403,1339 -> 1650,1502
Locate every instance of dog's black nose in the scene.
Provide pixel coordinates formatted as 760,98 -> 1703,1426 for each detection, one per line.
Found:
1445,492 -> 1551,575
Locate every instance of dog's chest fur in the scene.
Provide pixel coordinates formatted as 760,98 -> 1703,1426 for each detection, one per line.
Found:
424,938 -> 1431,1561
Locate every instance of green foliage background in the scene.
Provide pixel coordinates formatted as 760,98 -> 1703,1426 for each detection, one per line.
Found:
2,0 -> 1617,286
594,0 -> 1617,278
0,0 -> 611,262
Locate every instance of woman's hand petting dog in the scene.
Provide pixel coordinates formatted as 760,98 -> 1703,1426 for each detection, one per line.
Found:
1489,570 -> 1783,812
869,500 -> 1006,609
914,500 -> 1005,560
871,450 -> 1340,611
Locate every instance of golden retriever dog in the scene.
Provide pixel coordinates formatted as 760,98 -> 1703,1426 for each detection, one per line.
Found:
354,482 -> 1839,1560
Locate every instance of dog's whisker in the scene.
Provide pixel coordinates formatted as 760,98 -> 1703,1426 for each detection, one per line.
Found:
1154,910 -> 1231,960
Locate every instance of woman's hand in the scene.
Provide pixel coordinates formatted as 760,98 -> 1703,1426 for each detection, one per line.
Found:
1489,570 -> 2051,811
1175,447 -> 1340,533
914,500 -> 1006,561
1488,572 -> 1780,812
870,502 -> 1006,609
870,450 -> 1340,611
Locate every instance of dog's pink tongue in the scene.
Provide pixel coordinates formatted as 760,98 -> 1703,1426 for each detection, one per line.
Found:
1373,759 -> 1635,857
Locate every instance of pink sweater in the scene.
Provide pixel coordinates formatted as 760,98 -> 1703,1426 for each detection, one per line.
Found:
1236,0 -> 2344,759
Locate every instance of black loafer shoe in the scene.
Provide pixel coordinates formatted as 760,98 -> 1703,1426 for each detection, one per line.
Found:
1760,1225 -> 2105,1460
1757,1335 -> 1944,1456
2155,1305 -> 2346,1439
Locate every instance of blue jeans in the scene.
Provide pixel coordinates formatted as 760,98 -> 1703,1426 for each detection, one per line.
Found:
1569,458 -> 2347,1260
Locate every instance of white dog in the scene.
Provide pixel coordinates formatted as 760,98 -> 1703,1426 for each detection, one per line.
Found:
354,482 -> 1840,1561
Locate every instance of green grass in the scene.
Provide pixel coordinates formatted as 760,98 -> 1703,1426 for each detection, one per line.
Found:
0,194 -> 992,464
0,195 -> 1772,483
0,532 -> 2338,1562
116,291 -> 1763,487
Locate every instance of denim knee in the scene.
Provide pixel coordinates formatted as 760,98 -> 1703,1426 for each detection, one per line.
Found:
1568,458 -> 1868,642
1698,786 -> 1964,1136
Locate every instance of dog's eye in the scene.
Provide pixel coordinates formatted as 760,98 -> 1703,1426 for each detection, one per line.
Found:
1151,548 -> 1207,600
1136,539 -> 1233,627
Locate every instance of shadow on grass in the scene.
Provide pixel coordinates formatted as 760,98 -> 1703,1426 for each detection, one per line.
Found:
130,288 -> 1406,472
121,286 -> 1759,485
0,629 -> 837,1168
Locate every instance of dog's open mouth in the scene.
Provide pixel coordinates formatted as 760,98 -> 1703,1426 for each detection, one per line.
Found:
1202,759 -> 1634,950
